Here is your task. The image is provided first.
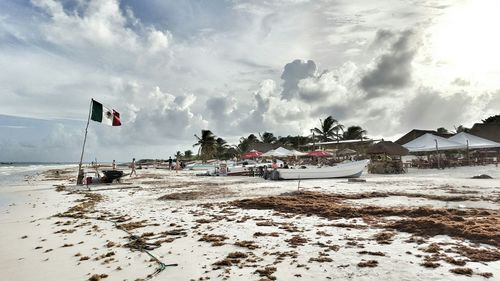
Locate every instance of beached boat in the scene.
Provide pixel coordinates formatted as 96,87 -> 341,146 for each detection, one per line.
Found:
226,160 -> 284,176
273,160 -> 369,180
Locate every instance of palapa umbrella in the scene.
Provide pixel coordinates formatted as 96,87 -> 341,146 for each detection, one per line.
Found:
241,150 -> 263,159
307,150 -> 333,157
337,148 -> 357,156
367,141 -> 408,156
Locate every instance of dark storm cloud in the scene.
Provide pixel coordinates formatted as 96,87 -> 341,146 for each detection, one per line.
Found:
369,29 -> 395,49
360,30 -> 418,96
400,88 -> 473,130
205,96 -> 241,135
280,59 -> 317,100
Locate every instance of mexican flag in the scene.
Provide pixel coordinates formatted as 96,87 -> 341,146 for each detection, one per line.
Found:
90,99 -> 121,126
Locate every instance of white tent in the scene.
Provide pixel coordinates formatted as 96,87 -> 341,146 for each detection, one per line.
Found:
403,133 -> 466,152
291,149 -> 307,157
448,132 -> 500,149
262,147 -> 295,157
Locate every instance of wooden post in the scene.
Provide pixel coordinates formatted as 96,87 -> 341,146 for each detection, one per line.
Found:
466,139 -> 470,166
435,139 -> 440,169
77,99 -> 93,185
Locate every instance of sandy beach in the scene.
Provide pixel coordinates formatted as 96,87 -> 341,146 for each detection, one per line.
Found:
1,166 -> 499,281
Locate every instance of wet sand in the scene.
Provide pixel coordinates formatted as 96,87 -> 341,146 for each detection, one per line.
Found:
0,165 -> 499,280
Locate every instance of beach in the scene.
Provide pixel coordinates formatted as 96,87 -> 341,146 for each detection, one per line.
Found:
0,165 -> 499,281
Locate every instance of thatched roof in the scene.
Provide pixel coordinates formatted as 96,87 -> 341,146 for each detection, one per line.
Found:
337,148 -> 357,155
367,141 -> 409,156
247,143 -> 281,153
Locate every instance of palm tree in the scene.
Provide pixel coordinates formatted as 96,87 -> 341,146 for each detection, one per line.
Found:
193,130 -> 217,162
455,125 -> 470,133
247,134 -> 259,143
482,114 -> 500,124
236,134 -> 259,153
175,151 -> 183,160
436,127 -> 449,134
184,150 -> 193,159
342,126 -> 367,140
312,116 -> 343,142
215,137 -> 229,159
260,132 -> 277,144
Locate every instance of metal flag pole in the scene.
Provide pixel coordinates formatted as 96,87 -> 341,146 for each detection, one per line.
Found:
77,99 -> 93,185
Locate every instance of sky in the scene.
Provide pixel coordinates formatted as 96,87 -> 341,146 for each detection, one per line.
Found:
1,0 -> 499,162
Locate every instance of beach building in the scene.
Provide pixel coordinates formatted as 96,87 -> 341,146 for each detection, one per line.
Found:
469,123 -> 500,142
246,143 -> 282,153
395,129 -> 454,145
300,139 -> 380,156
367,141 -> 409,174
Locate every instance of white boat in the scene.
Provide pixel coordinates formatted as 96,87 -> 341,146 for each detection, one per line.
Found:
226,160 -> 284,176
274,160 -> 369,180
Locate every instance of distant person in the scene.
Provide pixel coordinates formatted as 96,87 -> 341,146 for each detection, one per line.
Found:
130,158 -> 137,177
168,157 -> 173,170
272,159 -> 278,170
112,160 -> 116,170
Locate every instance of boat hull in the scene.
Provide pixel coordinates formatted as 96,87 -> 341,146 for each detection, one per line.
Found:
276,160 -> 369,180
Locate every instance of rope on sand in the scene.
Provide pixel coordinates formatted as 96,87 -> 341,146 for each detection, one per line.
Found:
90,216 -> 178,280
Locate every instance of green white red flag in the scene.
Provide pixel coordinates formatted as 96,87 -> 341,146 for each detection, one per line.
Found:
90,99 -> 121,126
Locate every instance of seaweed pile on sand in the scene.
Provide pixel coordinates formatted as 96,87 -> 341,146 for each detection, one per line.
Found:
233,191 -> 500,247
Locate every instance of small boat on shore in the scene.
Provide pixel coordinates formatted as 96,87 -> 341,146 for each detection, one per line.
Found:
272,160 -> 369,180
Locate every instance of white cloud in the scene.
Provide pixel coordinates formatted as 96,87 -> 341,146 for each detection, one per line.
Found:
0,0 -> 499,161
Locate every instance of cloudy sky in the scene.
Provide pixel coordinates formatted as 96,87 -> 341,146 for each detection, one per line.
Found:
1,0 -> 499,162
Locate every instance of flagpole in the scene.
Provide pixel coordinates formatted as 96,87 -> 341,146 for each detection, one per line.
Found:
77,99 -> 93,185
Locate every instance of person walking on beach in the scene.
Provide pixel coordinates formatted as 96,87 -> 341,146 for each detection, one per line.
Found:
112,160 -> 116,170
130,158 -> 137,177
175,159 -> 180,173
168,157 -> 173,170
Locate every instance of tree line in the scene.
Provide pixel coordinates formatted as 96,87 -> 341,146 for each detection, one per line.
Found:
179,114 -> 500,162
185,116 -> 367,162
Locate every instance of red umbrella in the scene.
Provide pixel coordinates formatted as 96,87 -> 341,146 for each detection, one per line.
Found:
241,150 -> 263,159
307,150 -> 332,157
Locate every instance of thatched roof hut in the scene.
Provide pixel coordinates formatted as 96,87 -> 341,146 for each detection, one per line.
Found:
367,141 -> 409,156
247,143 -> 281,153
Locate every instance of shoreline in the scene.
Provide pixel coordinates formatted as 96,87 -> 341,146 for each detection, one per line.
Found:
0,165 -> 499,280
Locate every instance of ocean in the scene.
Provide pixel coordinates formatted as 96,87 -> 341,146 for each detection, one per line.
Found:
0,163 -> 77,208
0,163 -> 77,186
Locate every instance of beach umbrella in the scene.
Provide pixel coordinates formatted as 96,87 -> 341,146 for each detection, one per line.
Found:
241,150 -> 263,159
307,150 -> 333,157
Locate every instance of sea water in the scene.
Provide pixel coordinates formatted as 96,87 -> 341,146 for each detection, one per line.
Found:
0,163 -> 76,207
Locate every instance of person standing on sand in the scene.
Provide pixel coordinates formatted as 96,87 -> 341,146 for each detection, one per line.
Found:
272,159 -> 278,170
168,157 -> 173,170
112,160 -> 116,170
130,158 -> 137,177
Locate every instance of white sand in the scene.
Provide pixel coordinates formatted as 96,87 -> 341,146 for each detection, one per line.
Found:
0,165 -> 499,281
